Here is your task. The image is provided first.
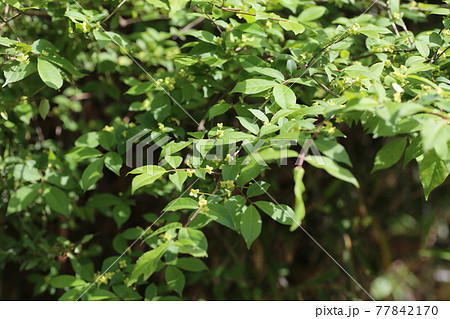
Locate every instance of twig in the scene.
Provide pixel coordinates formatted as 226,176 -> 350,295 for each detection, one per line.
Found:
311,75 -> 341,98
385,8 -> 400,37
0,12 -> 22,26
172,17 -> 205,40
398,18 -> 413,45
184,177 -> 221,227
102,0 -> 127,24
431,45 -> 450,63
297,115 -> 335,168
0,16 -> 21,41
304,34 -> 350,70
205,12 -> 223,33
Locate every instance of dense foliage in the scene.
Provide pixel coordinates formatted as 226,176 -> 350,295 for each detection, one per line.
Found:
1,0 -> 449,300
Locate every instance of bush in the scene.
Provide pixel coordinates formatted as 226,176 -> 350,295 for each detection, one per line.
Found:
0,0 -> 449,300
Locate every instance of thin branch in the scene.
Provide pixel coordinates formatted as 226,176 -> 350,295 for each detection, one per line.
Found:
205,12 -> 223,33
0,16 -> 21,41
311,75 -> 341,98
172,17 -> 205,40
184,178 -> 221,227
304,34 -> 350,70
431,45 -> 450,63
386,8 -> 400,37
398,18 -> 413,45
297,115 -> 335,168
102,0 -> 127,24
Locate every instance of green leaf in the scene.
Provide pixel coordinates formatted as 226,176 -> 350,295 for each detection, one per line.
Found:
305,156 -> 359,187
75,132 -> 100,148
237,116 -> 259,135
128,165 -> 166,175
50,275 -> 85,288
172,257 -> 208,272
421,119 -> 450,161
168,170 -> 187,191
169,0 -> 189,17
165,266 -> 185,297
87,289 -> 119,301
104,152 -> 122,176
415,40 -> 430,58
315,137 -> 352,167
99,131 -> 116,150
249,109 -> 269,122
244,66 -> 285,81
37,58 -> 63,89
205,203 -> 236,229
163,197 -> 198,211
208,103 -> 232,120
231,79 -> 278,94
0,36 -> 18,47
66,147 -> 102,161
81,158 -> 104,191
389,0 -> 400,14
32,39 -> 85,77
13,164 -> 41,181
236,160 -> 266,186
239,205 -> 262,249
113,202 -> 131,228
254,201 -> 292,225
372,137 -> 407,172
247,181 -> 270,197
419,150 -> 449,200
404,136 -> 422,167
38,98 -> 50,119
130,166 -> 167,194
93,30 -> 129,50
6,184 -> 40,215
176,228 -> 208,257
279,21 -> 305,35
2,61 -> 36,87
43,185 -> 69,216
147,222 -> 183,239
146,0 -> 169,10
299,6 -> 327,22
291,166 -> 306,231
165,155 -> 183,169
128,241 -> 171,286
273,84 -> 296,109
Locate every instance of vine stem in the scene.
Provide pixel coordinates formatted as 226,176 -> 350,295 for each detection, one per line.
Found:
183,177 -> 221,227
311,75 -> 341,98
297,115 -> 335,168
102,0 -> 127,23
431,45 -> 450,63
304,34 -> 350,70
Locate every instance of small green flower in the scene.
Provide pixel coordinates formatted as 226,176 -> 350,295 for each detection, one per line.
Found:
189,188 -> 199,197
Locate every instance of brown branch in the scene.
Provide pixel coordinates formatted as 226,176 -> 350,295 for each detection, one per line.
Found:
311,75 -> 341,98
398,18 -> 413,45
102,0 -> 127,24
431,45 -> 450,64
205,12 -> 223,33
